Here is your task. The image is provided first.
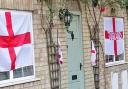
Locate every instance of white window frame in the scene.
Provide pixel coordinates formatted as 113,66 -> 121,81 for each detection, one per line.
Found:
121,70 -> 128,89
104,17 -> 125,66
105,54 -> 125,65
111,72 -> 119,89
0,10 -> 35,85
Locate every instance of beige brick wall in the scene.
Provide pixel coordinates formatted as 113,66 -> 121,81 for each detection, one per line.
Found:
0,0 -> 128,89
0,0 -> 33,10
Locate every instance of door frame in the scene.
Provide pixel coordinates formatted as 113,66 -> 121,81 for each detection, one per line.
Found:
67,11 -> 85,89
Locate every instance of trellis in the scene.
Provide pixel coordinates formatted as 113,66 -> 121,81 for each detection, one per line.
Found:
39,0 -> 61,89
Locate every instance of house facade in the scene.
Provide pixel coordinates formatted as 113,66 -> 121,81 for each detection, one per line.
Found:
0,0 -> 128,89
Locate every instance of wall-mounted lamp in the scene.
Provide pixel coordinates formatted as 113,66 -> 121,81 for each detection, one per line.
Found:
59,9 -> 73,27
59,9 -> 74,40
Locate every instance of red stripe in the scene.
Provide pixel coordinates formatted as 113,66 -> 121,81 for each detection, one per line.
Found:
112,17 -> 117,56
5,12 -> 16,70
0,32 -> 31,48
5,12 -> 14,37
8,48 -> 16,70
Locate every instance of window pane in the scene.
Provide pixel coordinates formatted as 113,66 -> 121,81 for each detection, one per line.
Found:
13,66 -> 34,78
116,53 -> 124,61
23,65 -> 34,77
0,71 -> 9,80
106,55 -> 114,63
13,68 -> 23,78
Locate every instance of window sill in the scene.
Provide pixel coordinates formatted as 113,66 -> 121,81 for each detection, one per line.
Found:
0,77 -> 41,88
105,61 -> 128,67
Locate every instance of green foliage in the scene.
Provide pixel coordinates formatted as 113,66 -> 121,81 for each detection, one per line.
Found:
108,0 -> 128,8
124,0 -> 128,6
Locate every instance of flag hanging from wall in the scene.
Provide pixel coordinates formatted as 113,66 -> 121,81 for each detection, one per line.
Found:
0,11 -> 33,71
56,38 -> 63,64
104,17 -> 124,56
91,40 -> 97,66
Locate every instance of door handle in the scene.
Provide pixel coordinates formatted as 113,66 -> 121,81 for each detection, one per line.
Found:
80,63 -> 83,70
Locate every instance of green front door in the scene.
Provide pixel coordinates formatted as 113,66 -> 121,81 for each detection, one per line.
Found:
67,14 -> 84,89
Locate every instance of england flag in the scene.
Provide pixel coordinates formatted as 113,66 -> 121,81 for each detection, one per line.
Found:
91,40 -> 97,66
0,11 -> 34,71
56,38 -> 63,64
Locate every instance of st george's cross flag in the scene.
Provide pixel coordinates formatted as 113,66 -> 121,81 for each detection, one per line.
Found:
0,11 -> 33,71
56,38 -> 63,64
104,17 -> 124,56
91,40 -> 97,66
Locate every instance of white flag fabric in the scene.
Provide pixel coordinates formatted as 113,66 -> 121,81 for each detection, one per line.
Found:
0,11 -> 33,71
121,70 -> 128,89
56,38 -> 63,64
91,41 -> 96,66
104,17 -> 124,56
111,72 -> 119,89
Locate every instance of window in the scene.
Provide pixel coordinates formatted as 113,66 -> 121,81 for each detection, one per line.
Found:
111,72 -> 119,89
104,17 -> 125,64
121,70 -> 128,89
0,10 -> 35,85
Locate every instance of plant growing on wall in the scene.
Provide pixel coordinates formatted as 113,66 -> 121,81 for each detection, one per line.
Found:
39,0 -> 62,89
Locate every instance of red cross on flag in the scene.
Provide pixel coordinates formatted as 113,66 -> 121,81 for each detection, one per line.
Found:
0,11 -> 33,71
104,17 -> 124,56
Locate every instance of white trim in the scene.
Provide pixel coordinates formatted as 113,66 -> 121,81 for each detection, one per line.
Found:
0,77 -> 40,88
31,12 -> 36,78
105,61 -> 128,67
0,76 -> 35,85
10,70 -> 13,79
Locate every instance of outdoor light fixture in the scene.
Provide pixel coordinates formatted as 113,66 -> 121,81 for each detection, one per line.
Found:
59,9 -> 74,40
59,9 -> 73,27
